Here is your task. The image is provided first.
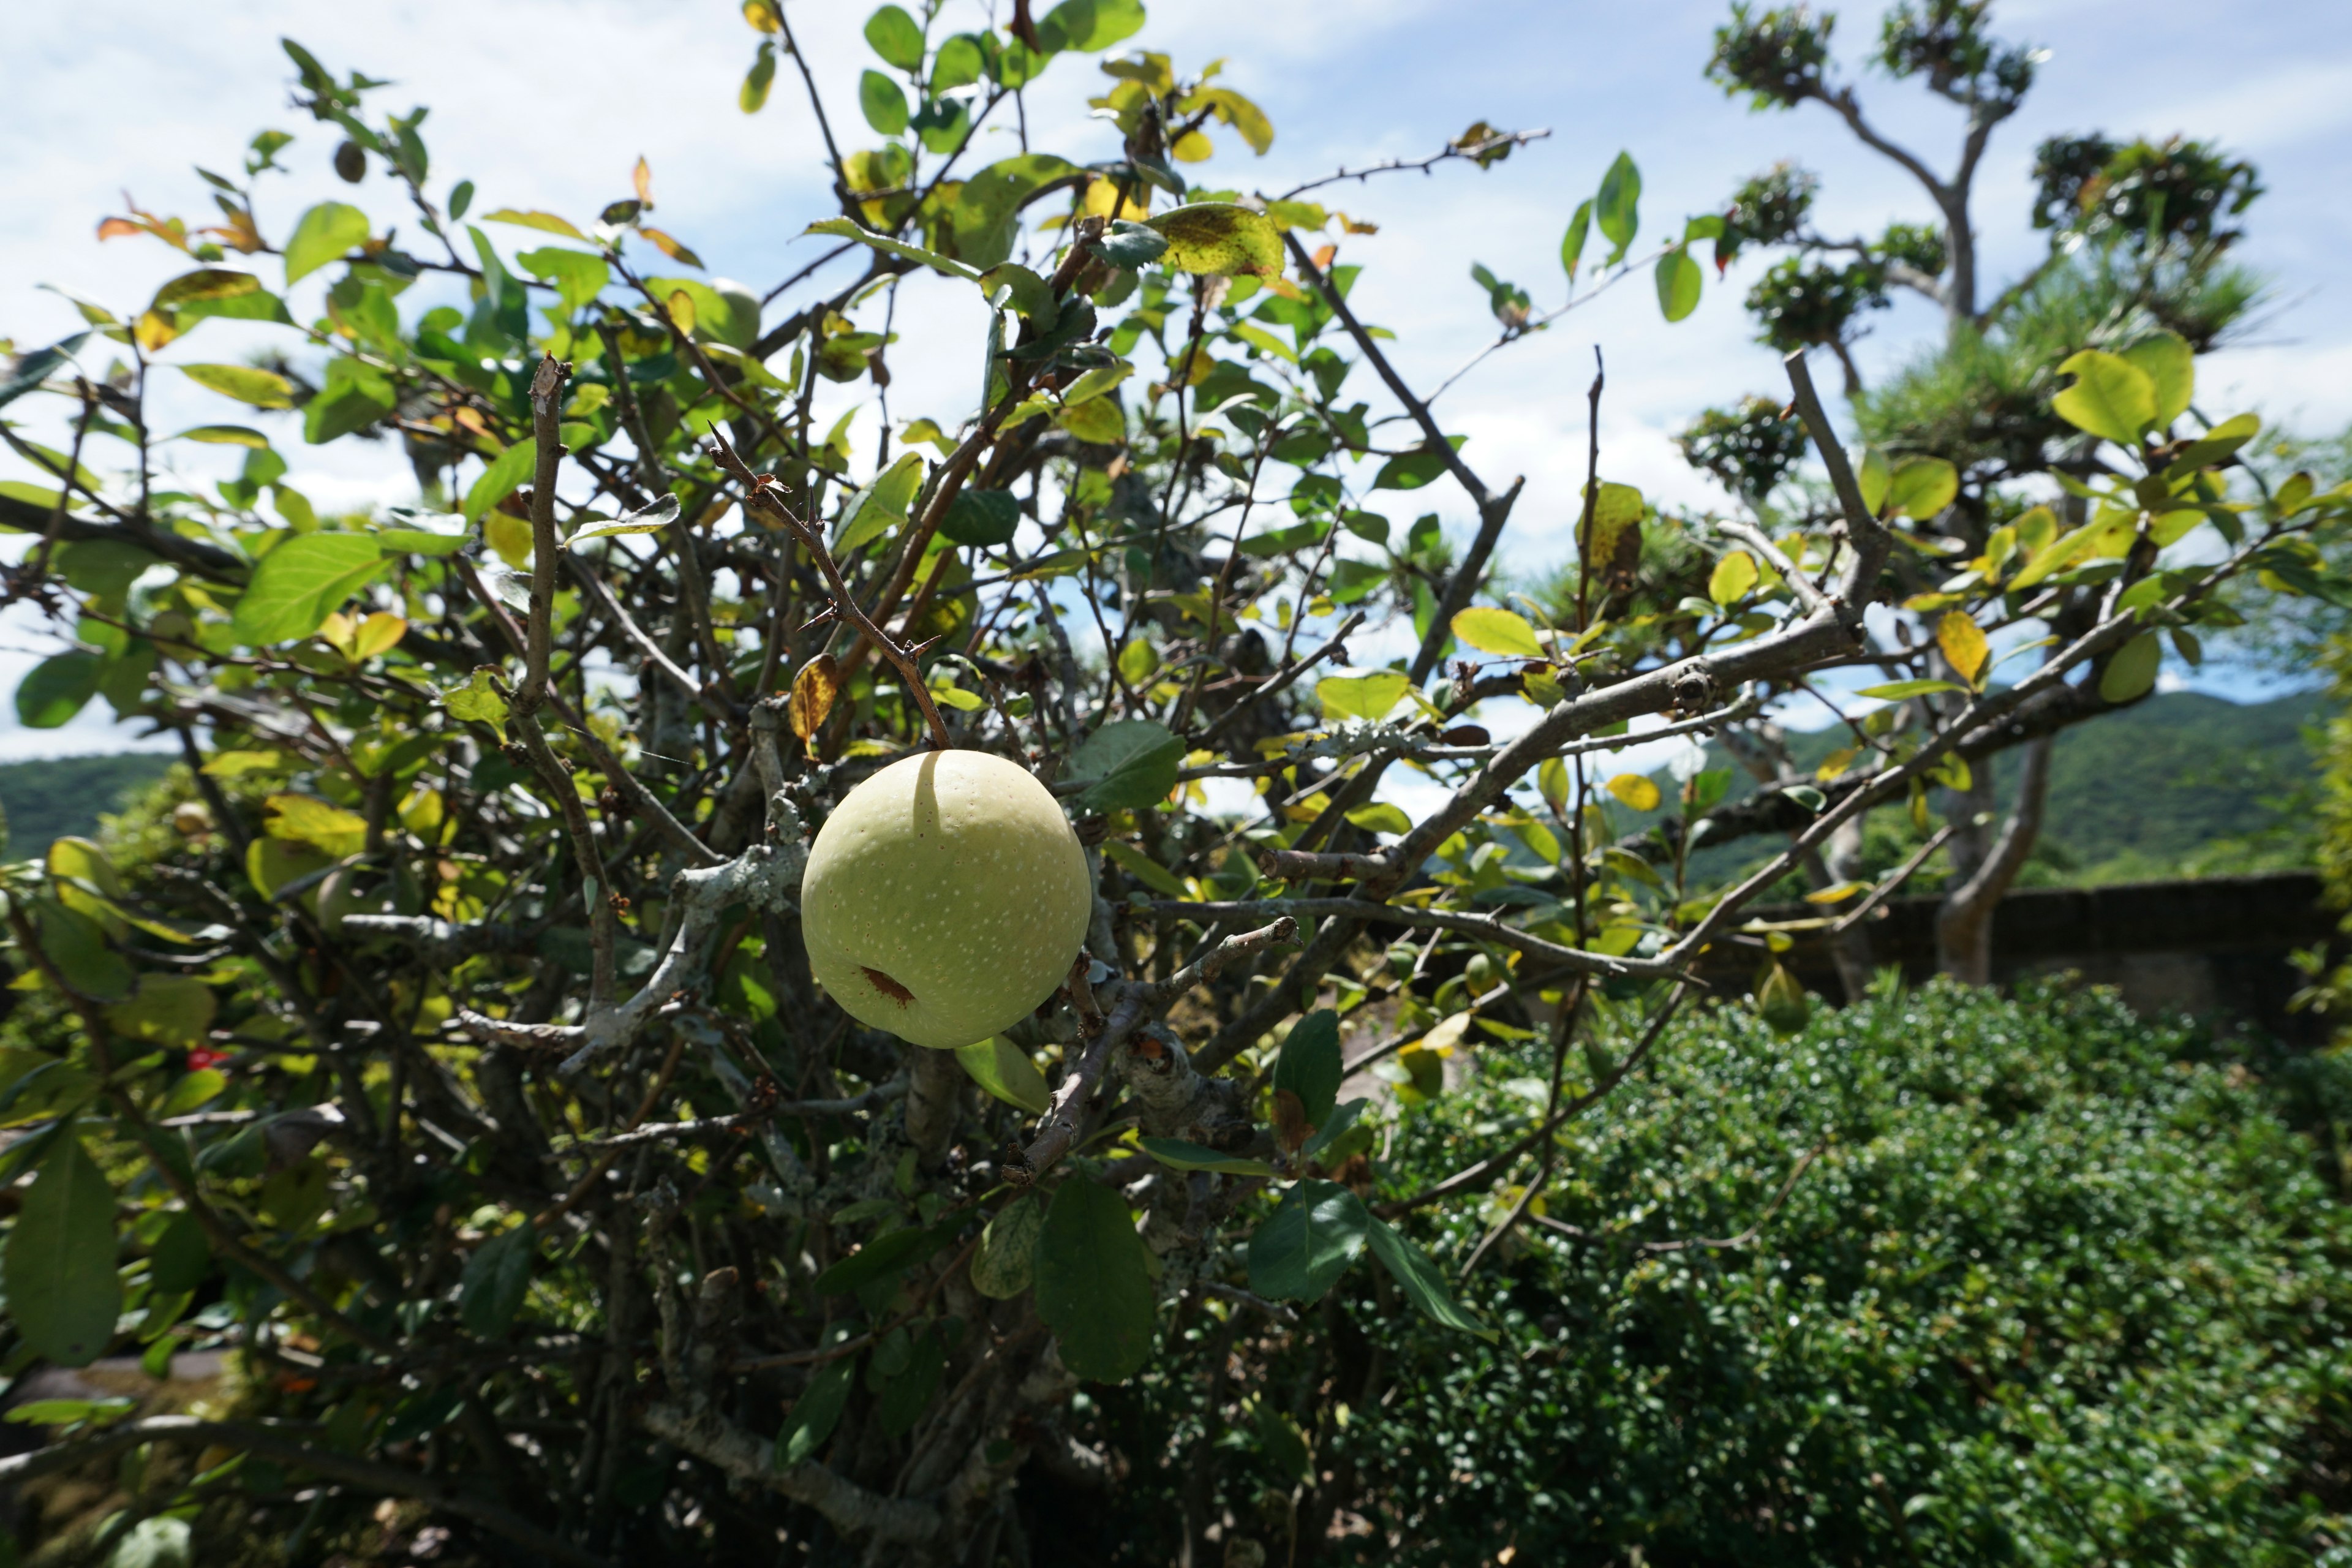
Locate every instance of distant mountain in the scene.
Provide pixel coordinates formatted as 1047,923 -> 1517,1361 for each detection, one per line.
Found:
1648,688 -> 2323,890
0,753 -> 175,856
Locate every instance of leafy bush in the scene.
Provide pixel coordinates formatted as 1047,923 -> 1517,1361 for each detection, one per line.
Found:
1098,981 -> 2352,1565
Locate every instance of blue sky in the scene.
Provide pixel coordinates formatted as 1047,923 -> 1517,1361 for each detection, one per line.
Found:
2,0 -> 2347,759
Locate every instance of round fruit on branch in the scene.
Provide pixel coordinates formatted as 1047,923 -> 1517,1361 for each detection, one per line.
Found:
799,749 -> 1092,1050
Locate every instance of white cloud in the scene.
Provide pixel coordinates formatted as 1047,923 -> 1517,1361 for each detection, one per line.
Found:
2,0 -> 2341,760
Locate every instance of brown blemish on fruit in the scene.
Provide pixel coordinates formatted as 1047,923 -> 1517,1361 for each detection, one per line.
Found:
862,967 -> 914,1006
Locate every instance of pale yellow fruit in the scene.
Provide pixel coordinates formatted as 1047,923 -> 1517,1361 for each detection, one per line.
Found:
801,749 -> 1091,1050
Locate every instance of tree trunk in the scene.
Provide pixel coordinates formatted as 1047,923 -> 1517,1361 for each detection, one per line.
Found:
1935,737 -> 2053,984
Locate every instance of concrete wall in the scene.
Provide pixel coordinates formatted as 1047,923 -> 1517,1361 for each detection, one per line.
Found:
1694,871 -> 2342,1043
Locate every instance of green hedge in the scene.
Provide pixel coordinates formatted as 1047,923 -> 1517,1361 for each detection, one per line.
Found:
1104,982 -> 2352,1566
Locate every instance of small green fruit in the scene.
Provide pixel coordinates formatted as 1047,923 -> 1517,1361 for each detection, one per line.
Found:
801,749 -> 1091,1050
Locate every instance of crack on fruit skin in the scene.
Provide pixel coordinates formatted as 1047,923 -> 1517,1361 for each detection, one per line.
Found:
863,966 -> 915,1006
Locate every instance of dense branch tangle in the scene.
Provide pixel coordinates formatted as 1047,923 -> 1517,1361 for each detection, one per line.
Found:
0,11 -> 2342,1568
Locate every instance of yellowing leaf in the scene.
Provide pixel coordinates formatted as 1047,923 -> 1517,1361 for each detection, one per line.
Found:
1147,203 -> 1284,278
639,227 -> 704,270
1537,755 -> 1569,815
788,654 -> 841,741
1804,881 -> 1866,905
1581,481 -> 1644,569
1708,549 -> 1758,606
1450,606 -> 1544,659
1936,609 -> 1989,684
483,208 -> 587,241
264,794 -> 368,858
179,363 -> 293,409
1605,774 -> 1661,812
484,511 -> 535,570
350,612 -> 407,659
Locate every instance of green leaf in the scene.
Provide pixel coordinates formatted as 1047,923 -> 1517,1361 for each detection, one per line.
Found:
954,1036 -> 1052,1115
459,1222 -> 537,1337
1145,203 -> 1284,279
302,355 -> 396,444
2052,349 -> 2156,448
231,534 -> 385,646
462,438 -> 539,523
859,70 -> 910,136
1373,447 -> 1451,491
375,506 -> 469,556
940,488 -> 1021,548
0,333 -> 90,413
149,1210 -> 210,1295
1560,200 -> 1593,283
1247,1180 -> 1369,1302
1884,456 -> 1958,521
1034,0 -> 1147,53
1065,719 -> 1182,812
1855,679 -> 1963,700
1364,1216 -> 1492,1338
971,1197 -> 1042,1300
1299,1097 -> 1368,1162
2099,633 -> 2161,703
1273,1009 -> 1342,1129
832,451 -> 927,554
516,247 -> 610,314
15,653 -> 101,729
979,262 -> 1059,325
1139,1137 -> 1277,1177
1856,447 -> 1891,516
1595,151 -> 1641,265
179,363 -> 294,410
876,1327 -> 945,1437
282,202 -> 371,285
1094,221 -> 1169,270
804,213 -> 979,278
1034,1178 -> 1155,1382
0,1052 -> 97,1128
566,493 -> 679,548
1099,839 -> 1186,896
1344,802 -> 1412,837
1450,606 -> 1544,658
1315,670 -> 1409,723
1655,246 -> 1702,321
5,1137 -> 120,1367
104,976 -> 217,1051
34,900 -> 132,1001
157,1066 -> 228,1118
814,1223 -> 944,1294
445,669 -> 511,741
2123,330 -> 2195,429
932,33 -> 986,91
741,39 -> 778,113
862,4 -> 926,70
776,1351 -> 858,1466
